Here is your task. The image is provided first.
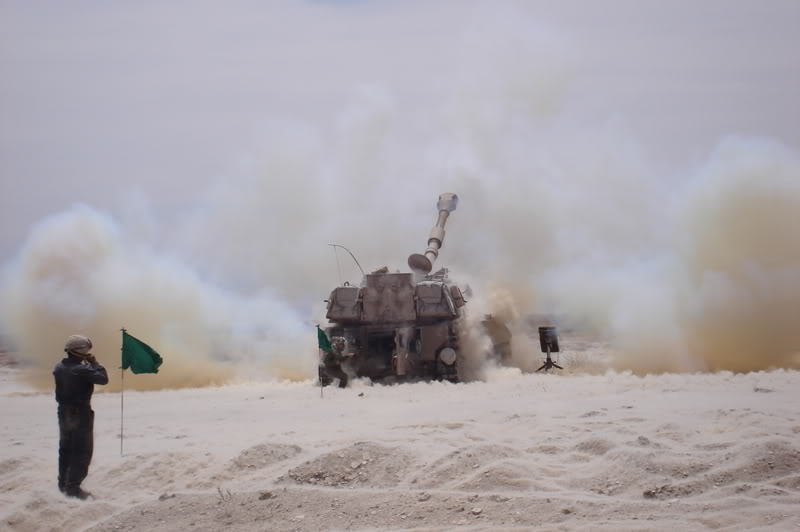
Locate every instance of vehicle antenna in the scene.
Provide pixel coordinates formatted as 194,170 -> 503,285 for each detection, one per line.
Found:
328,244 -> 365,281
331,245 -> 343,286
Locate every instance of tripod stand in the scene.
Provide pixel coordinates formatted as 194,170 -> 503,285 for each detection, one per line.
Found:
536,343 -> 563,372
536,326 -> 562,372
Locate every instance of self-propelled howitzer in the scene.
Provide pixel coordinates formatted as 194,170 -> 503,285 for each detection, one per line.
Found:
322,193 -> 475,383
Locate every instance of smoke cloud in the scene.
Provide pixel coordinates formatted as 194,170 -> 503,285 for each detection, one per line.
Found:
539,137 -> 800,373
0,206 -> 314,390
2,2 -> 799,389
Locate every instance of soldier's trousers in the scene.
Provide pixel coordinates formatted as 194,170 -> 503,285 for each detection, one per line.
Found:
322,365 -> 349,388
58,405 -> 94,491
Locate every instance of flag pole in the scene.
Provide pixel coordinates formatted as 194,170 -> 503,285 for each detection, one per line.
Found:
316,325 -> 325,399
120,327 -> 126,457
319,348 -> 323,399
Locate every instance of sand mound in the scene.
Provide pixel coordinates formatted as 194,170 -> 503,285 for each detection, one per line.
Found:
228,443 -> 302,473
413,444 -> 524,490
282,442 -> 414,488
0,457 -> 25,477
101,451 -> 216,492
574,437 -> 616,455
3,369 -> 800,531
456,462 -> 538,491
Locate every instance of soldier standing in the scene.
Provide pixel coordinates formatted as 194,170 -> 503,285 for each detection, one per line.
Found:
321,336 -> 351,388
53,335 -> 108,499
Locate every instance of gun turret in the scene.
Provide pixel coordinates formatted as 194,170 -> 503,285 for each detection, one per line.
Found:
408,193 -> 458,274
323,190 -> 520,385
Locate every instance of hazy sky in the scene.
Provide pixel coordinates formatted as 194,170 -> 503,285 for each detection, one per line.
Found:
1,0 -> 798,263
3,1 -> 800,379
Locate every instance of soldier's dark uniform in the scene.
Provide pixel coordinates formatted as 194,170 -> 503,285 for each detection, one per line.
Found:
53,355 -> 108,498
321,342 -> 349,388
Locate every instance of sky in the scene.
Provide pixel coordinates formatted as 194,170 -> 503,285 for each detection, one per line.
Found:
1,0 -> 798,261
1,0 -> 799,383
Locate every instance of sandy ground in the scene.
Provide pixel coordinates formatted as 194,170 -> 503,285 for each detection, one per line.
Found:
1,361 -> 799,532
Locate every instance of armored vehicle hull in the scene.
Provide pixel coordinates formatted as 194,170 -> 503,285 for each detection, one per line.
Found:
324,269 -> 464,383
321,193 -> 472,384
320,192 -> 524,385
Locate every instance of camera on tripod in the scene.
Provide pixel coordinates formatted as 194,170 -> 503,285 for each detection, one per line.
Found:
536,326 -> 563,372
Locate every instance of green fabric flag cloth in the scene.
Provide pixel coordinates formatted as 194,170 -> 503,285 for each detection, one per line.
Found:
122,331 -> 163,374
317,325 -> 332,352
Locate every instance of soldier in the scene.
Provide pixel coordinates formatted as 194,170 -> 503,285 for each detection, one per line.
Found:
321,336 -> 351,388
53,335 -> 108,499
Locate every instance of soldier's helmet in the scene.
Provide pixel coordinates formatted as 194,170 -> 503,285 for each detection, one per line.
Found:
332,337 -> 346,349
64,335 -> 93,356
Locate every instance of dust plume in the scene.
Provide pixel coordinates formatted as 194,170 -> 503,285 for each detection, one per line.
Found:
541,137 -> 800,374
2,2 -> 799,385
454,280 -> 544,379
675,138 -> 800,371
0,206 -> 315,391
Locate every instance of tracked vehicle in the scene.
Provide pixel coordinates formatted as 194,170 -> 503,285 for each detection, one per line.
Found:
322,193 -> 479,383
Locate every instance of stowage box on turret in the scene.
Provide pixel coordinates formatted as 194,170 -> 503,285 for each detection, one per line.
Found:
322,193 -> 507,383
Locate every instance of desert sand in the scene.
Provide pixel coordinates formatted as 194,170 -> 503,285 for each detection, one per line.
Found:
2,355 -> 799,532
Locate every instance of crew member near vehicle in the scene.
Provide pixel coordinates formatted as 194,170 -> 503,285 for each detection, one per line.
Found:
321,336 -> 351,388
53,335 -> 108,499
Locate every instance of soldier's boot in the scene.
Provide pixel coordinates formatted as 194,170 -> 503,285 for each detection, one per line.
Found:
65,486 -> 93,500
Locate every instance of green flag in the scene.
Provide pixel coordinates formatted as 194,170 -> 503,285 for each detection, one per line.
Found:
317,325 -> 332,353
122,331 -> 163,374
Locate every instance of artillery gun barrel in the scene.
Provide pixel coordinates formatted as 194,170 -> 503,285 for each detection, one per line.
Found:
408,192 -> 458,274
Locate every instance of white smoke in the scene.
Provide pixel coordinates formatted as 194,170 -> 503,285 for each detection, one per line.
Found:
2,3 -> 799,389
0,206 -> 314,390
538,137 -> 800,373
